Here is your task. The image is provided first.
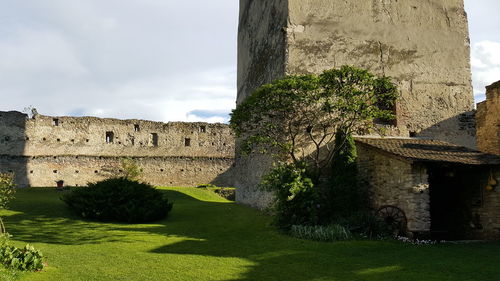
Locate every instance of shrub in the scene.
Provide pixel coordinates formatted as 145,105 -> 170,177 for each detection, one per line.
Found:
323,129 -> 369,220
290,224 -> 352,242
260,162 -> 319,229
61,178 -> 173,223
337,212 -> 393,239
120,158 -> 142,181
0,234 -> 44,272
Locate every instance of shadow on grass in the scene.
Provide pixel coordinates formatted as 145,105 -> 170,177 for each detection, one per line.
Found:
3,188 -> 500,281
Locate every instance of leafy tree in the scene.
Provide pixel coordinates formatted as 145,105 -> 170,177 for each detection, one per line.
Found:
230,65 -> 398,181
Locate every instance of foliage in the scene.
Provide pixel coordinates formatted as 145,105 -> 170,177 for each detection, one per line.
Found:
260,162 -> 319,229
323,129 -> 368,220
120,157 -> 142,181
197,184 -> 218,189
336,212 -> 393,239
0,243 -> 44,272
0,173 -> 16,234
0,174 -> 15,211
61,178 -> 173,223
230,65 -> 398,180
290,224 -> 352,241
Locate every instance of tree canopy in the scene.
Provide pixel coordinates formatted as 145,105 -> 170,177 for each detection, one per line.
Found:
230,65 -> 399,176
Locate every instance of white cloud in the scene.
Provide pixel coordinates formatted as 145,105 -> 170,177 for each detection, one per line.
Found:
471,40 -> 500,101
0,0 -> 238,123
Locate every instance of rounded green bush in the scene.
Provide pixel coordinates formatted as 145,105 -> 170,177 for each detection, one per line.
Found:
61,177 -> 173,223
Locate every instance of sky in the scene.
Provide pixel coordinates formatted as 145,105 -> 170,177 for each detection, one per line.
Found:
0,1 -> 498,123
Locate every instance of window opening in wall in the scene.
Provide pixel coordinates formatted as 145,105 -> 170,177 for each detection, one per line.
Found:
94,170 -> 98,173
86,139 -> 89,143
26,137 -> 29,141
200,125 -> 206,133
71,139 -> 75,143
75,170 -> 79,173
134,124 -> 140,132
42,137 -> 46,141
53,170 -> 57,173
151,133 -> 159,147
57,138 -> 61,142
106,131 -> 114,143
160,169 -> 164,172
409,131 -> 417,137
53,118 -> 59,126
184,138 -> 191,147
29,170 -> 33,174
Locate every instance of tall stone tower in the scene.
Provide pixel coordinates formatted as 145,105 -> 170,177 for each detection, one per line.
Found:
236,0 -> 475,207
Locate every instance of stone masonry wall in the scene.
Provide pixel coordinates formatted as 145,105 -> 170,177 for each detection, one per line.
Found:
356,143 -> 431,232
472,168 -> 500,239
287,0 -> 475,148
477,81 -> 500,155
236,0 -> 288,208
236,0 -> 476,208
0,155 -> 233,188
0,111 -> 235,187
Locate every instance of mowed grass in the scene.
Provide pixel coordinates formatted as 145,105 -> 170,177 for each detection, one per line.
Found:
0,187 -> 500,281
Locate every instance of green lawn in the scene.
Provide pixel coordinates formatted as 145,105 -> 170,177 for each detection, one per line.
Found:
1,187 -> 500,281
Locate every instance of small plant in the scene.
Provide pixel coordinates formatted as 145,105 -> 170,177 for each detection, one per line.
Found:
0,173 -> 15,234
0,234 -> 44,272
290,224 -> 352,241
61,178 -> 173,223
0,244 -> 44,271
120,157 -> 142,181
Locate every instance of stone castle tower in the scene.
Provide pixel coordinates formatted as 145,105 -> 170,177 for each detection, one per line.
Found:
236,0 -> 476,207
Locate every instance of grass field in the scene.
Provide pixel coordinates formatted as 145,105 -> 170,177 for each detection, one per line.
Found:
1,187 -> 500,281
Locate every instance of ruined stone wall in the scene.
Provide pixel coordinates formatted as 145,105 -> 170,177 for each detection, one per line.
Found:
0,111 -> 235,187
0,155 -> 233,188
0,112 -> 233,158
356,144 -> 431,232
477,81 -> 500,155
236,0 -> 476,208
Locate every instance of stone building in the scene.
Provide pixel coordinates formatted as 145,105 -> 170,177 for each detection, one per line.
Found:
235,0 -> 500,239
356,137 -> 500,239
236,0 -> 476,208
477,81 -> 500,156
0,111 -> 234,187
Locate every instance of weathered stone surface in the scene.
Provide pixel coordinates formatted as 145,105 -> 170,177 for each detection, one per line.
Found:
0,111 -> 234,187
477,81 -> 500,155
473,168 -> 500,239
356,143 -> 431,232
236,0 -> 476,208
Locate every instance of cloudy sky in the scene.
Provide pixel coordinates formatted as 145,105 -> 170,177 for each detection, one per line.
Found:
0,1 -> 498,123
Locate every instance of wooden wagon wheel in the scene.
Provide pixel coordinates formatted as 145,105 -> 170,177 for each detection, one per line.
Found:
376,205 -> 408,236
